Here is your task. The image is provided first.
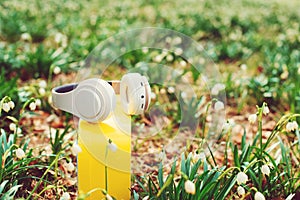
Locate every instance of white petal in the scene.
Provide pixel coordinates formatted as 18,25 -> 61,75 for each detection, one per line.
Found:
184,180 -> 195,194
16,148 -> 25,159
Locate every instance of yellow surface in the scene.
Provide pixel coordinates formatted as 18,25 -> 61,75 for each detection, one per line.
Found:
78,96 -> 131,200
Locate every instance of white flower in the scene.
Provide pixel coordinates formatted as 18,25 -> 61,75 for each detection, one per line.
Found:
184,180 -> 195,195
71,143 -> 82,155
181,92 -> 187,98
60,192 -> 71,200
236,172 -> 248,185
151,92 -> 156,100
65,162 -> 75,172
53,66 -> 61,75
16,148 -> 25,159
261,164 -> 270,176
180,60 -> 187,67
167,86 -> 175,94
142,196 -> 149,200
254,191 -> 265,200
198,152 -> 206,160
29,102 -> 36,111
141,47 -> 149,54
160,88 -> 166,94
9,123 -> 16,132
237,186 -> 245,196
263,106 -> 270,115
211,83 -> 225,95
2,103 -> 10,112
39,88 -> 46,96
222,122 -> 232,132
174,48 -> 183,55
106,194 -> 113,200
286,193 -> 295,200
16,127 -> 22,134
153,55 -> 163,62
214,101 -> 224,111
158,151 -> 166,160
173,37 -> 182,45
108,141 -> 118,152
286,121 -> 298,132
21,33 -> 32,41
8,101 -> 15,109
166,54 -> 173,62
193,152 -> 206,163
39,80 -> 47,88
35,99 -> 42,107
248,114 -> 257,124
241,64 -> 247,71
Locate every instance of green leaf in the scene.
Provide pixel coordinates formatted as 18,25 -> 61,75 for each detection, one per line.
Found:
233,145 -> 240,167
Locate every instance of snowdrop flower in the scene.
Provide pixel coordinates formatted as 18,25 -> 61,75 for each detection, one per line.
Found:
184,180 -> 195,195
180,60 -> 187,67
181,92 -> 187,99
158,150 -> 166,160
248,114 -> 257,124
153,55 -> 163,62
166,54 -> 173,62
160,88 -> 166,94
193,152 -> 206,162
35,99 -> 42,107
9,123 -> 16,132
53,66 -> 61,75
16,148 -> 25,159
39,80 -> 47,88
261,164 -> 270,176
263,106 -> 270,115
211,83 -> 225,95
237,186 -> 245,196
141,47 -> 149,54
2,103 -> 10,112
241,64 -> 247,71
167,86 -> 175,94
39,88 -> 46,96
173,36 -> 182,45
21,33 -> 32,41
106,194 -> 113,200
236,172 -> 248,185
142,196 -> 149,200
65,162 -> 75,172
286,193 -> 295,200
108,140 -> 118,152
8,101 -> 15,109
151,92 -> 156,100
71,143 -> 82,155
60,192 -> 71,200
254,191 -> 265,200
198,152 -> 206,160
16,127 -> 22,134
174,48 -> 183,55
222,122 -> 232,132
29,102 -> 36,111
286,121 -> 298,132
214,101 -> 224,111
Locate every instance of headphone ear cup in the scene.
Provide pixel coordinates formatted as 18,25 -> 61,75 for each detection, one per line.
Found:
74,78 -> 116,122
120,73 -> 150,115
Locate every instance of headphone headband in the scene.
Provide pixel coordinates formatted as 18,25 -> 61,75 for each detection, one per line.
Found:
51,73 -> 150,123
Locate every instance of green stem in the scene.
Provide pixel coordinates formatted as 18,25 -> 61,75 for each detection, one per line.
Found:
257,103 -> 265,191
27,152 -> 61,200
105,165 -> 108,192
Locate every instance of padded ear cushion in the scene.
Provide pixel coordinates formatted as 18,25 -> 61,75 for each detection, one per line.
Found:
74,78 -> 116,122
120,73 -> 150,115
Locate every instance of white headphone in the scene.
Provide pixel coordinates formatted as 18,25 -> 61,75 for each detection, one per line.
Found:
51,73 -> 151,123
